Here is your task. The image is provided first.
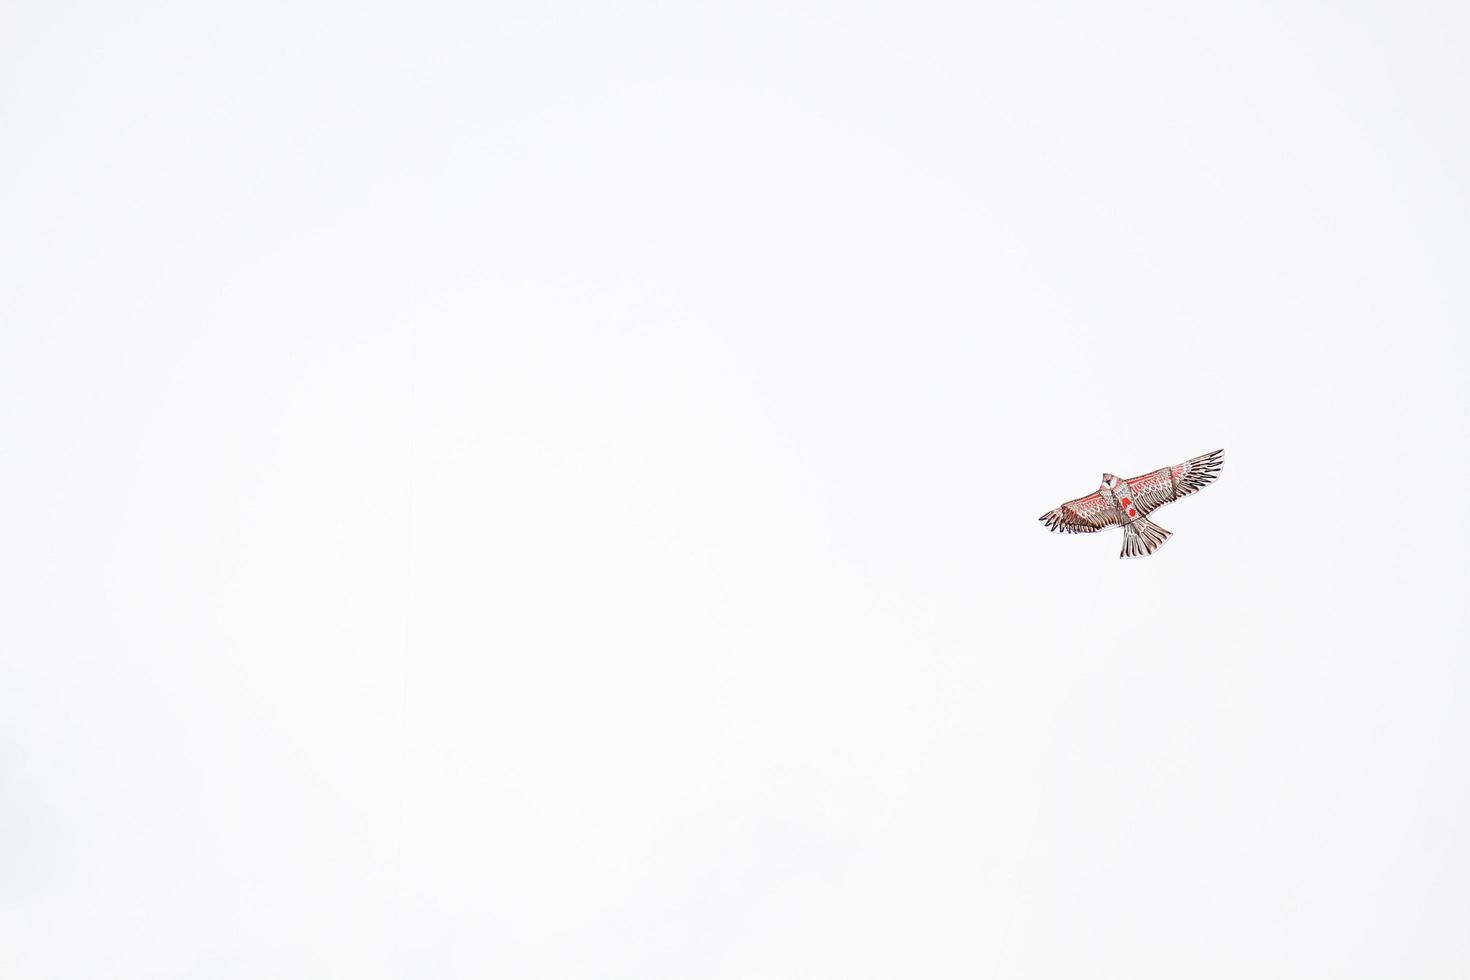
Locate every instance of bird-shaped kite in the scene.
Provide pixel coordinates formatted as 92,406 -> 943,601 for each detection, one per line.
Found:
1040,449 -> 1223,558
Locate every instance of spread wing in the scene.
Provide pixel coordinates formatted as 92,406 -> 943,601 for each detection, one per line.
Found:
1039,492 -> 1120,534
1126,449 -> 1223,516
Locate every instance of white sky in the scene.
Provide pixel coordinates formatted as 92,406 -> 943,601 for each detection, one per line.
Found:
3,1 -> 1468,977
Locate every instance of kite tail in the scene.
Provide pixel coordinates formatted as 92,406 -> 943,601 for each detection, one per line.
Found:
1120,517 -> 1172,559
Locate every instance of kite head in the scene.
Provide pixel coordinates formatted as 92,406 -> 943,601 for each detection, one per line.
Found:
1100,473 -> 1121,492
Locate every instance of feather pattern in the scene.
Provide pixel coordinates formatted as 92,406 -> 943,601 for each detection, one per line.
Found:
1039,492 -> 1119,534
1126,449 -> 1223,516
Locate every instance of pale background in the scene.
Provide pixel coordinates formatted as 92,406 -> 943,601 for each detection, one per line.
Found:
3,1 -> 1468,977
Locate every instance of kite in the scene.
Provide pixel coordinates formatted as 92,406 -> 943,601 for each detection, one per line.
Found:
1040,449 -> 1224,558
